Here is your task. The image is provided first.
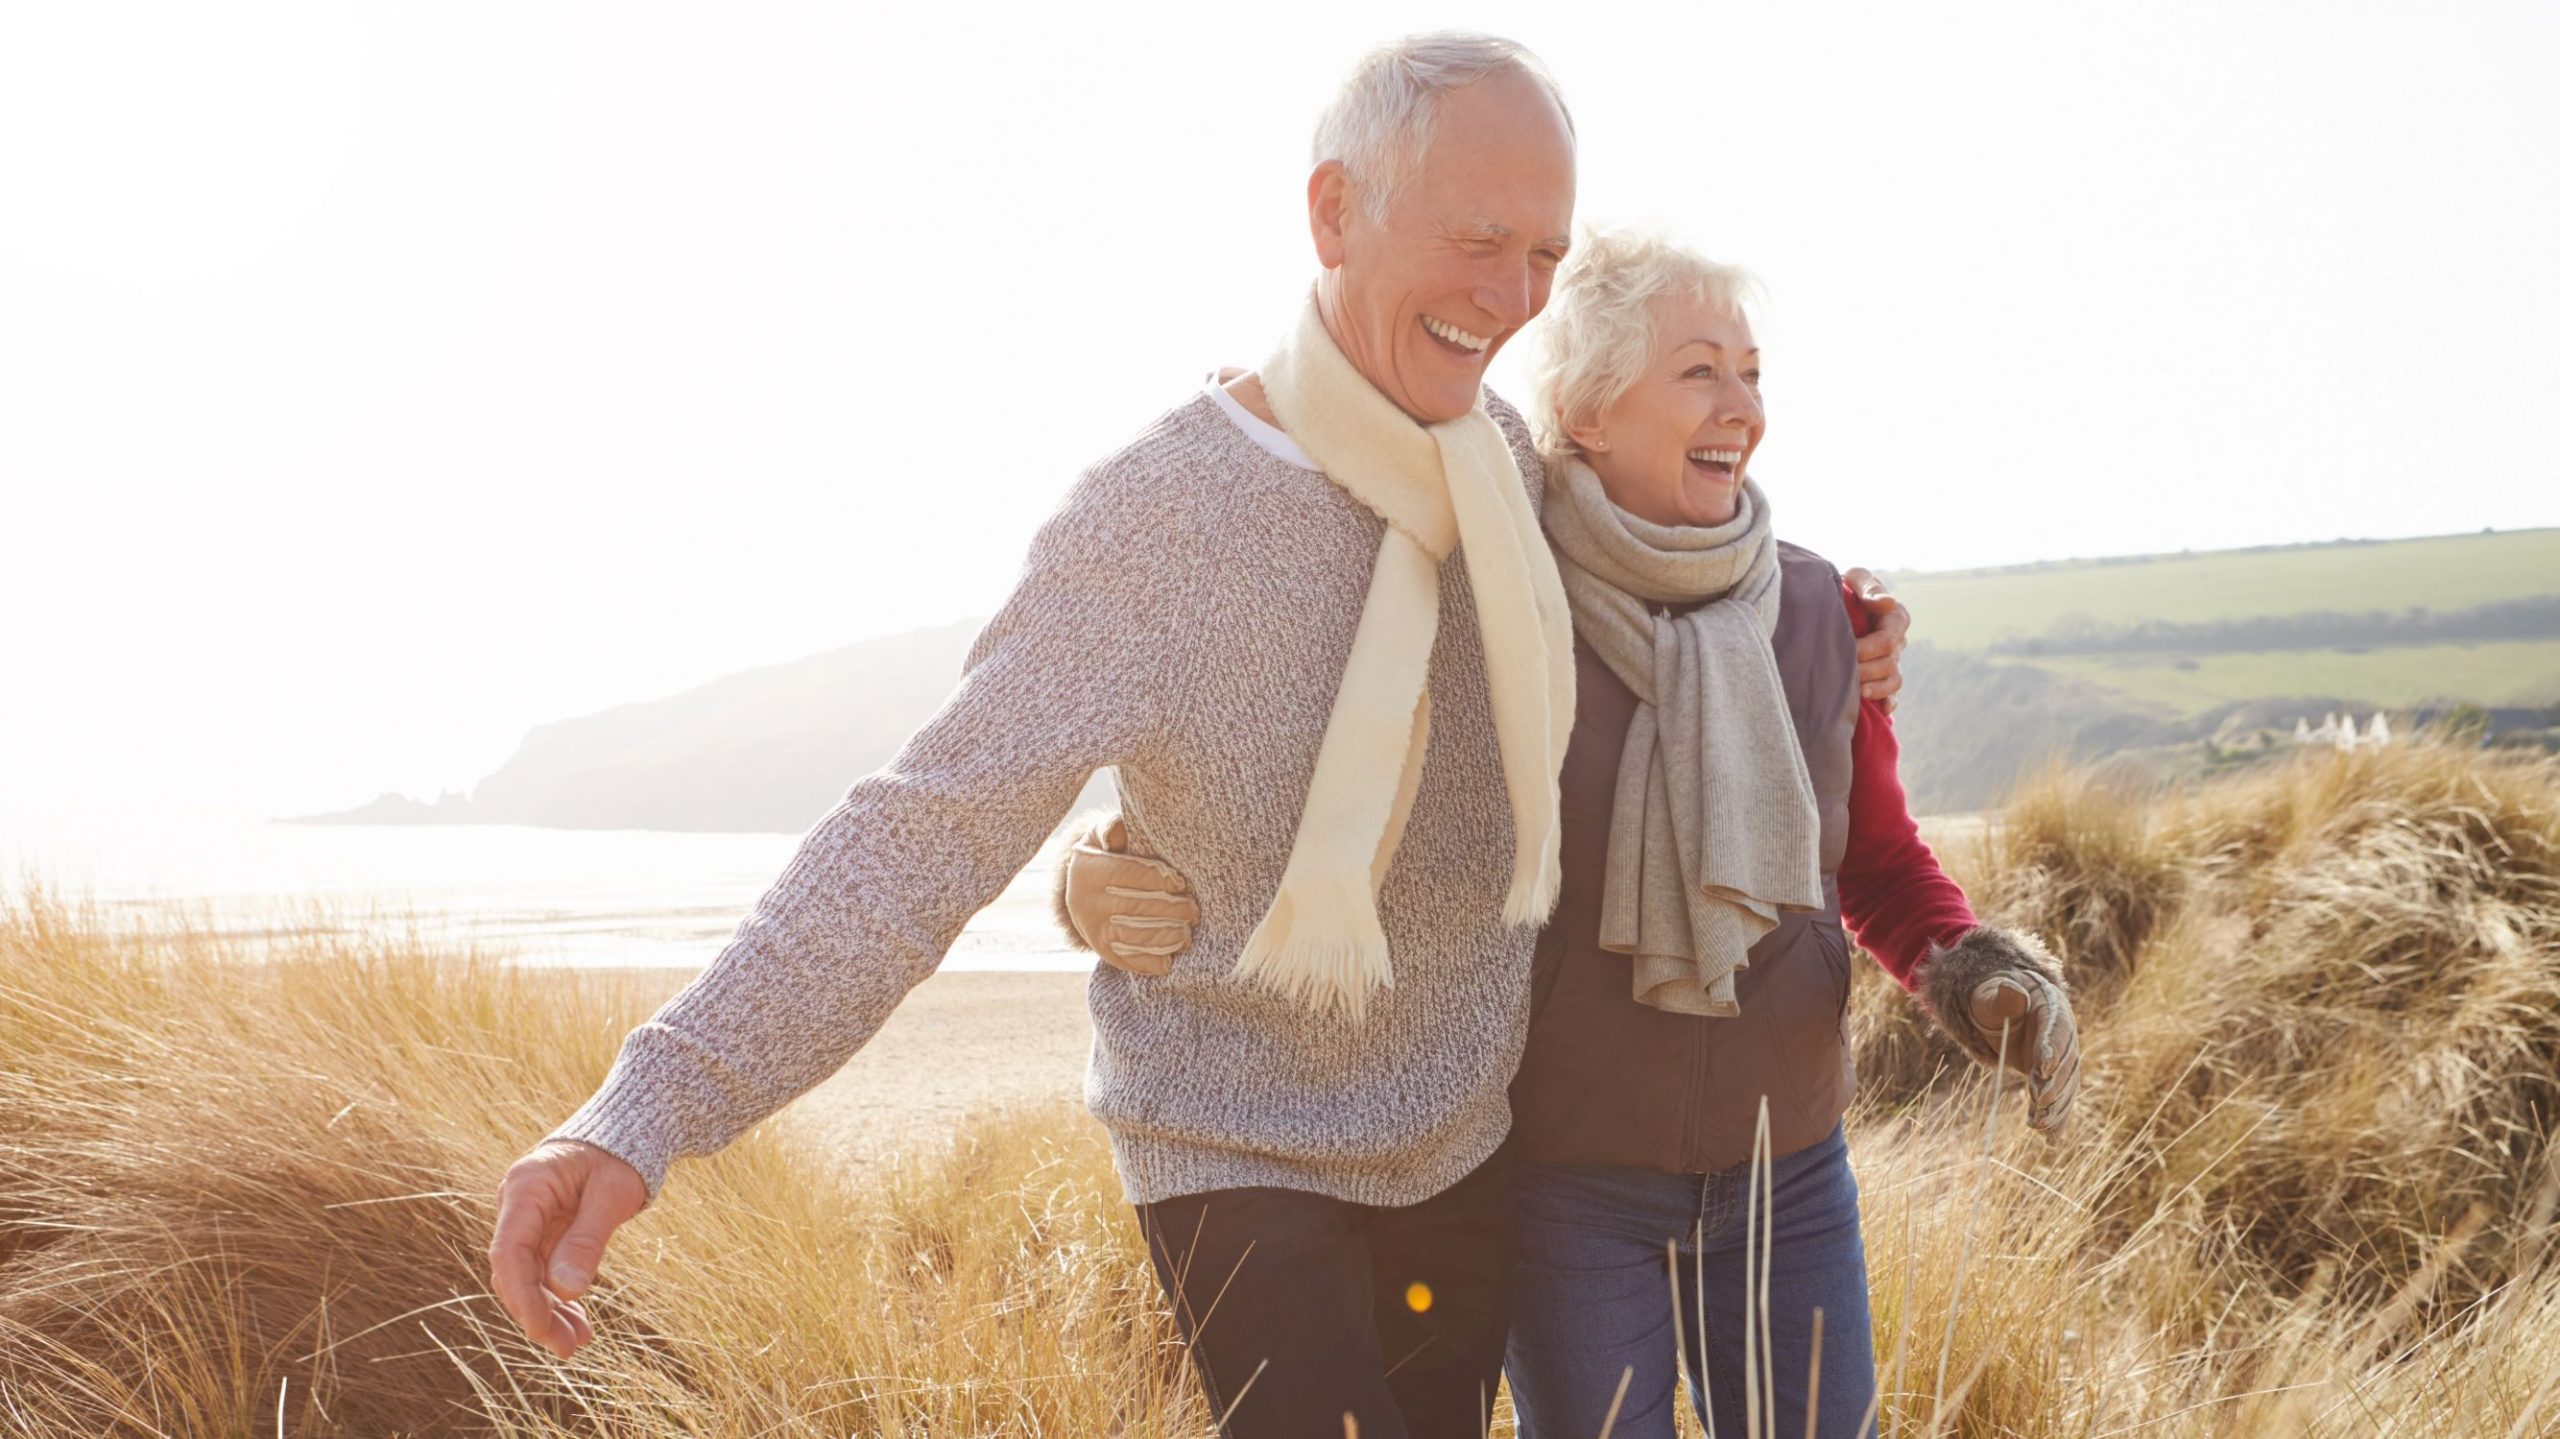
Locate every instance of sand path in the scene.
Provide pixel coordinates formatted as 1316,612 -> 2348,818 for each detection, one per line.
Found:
616,967 -> 1099,1166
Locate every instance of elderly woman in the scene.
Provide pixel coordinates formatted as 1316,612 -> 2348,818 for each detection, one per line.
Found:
1062,229 -> 2080,1439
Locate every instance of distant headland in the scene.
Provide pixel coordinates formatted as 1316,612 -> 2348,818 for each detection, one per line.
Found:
295,529 -> 2560,833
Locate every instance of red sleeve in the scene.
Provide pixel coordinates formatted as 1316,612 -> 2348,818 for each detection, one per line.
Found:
1834,579 -> 1976,988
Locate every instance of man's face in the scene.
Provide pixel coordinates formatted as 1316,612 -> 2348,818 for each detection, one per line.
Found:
1315,68 -> 1577,424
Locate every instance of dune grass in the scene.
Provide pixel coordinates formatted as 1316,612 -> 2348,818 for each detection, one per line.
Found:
5,735 -> 2559,1435
0,907 -> 1198,1436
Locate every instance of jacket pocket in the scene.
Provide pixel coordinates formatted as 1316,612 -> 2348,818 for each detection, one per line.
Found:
1810,914 -> 1852,1021
1793,915 -> 1857,1137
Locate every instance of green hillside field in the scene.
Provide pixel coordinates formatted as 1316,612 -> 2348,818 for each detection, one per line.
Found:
2020,638 -> 2560,715
1893,528 -> 2560,716
1894,528 -> 2560,652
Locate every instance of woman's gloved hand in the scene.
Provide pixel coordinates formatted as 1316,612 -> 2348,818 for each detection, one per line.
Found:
1920,926 -> 2082,1134
1052,815 -> 1199,976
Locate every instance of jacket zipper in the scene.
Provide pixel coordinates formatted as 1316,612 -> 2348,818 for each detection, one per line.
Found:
1678,1013 -> 1710,1172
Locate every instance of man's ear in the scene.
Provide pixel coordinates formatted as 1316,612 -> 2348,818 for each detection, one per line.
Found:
1309,161 -> 1353,270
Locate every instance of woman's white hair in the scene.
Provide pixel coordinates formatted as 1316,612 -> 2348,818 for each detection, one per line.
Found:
1532,227 -> 1760,472
1311,31 -> 1574,224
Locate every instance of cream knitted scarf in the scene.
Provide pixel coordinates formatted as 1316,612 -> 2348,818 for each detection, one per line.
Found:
1233,295 -> 1576,1021
1542,459 -> 1824,1016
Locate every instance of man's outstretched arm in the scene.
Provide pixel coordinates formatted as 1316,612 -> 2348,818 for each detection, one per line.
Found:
488,465 -> 1192,1356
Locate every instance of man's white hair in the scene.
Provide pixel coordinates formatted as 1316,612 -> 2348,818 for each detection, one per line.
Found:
1311,31 -> 1574,225
1532,227 -> 1760,472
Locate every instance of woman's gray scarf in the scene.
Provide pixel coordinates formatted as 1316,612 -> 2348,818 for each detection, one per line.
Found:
1541,459 -> 1826,1015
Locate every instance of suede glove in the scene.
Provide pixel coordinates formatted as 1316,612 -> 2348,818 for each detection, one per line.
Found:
1052,816 -> 1198,976
1920,926 -> 2082,1134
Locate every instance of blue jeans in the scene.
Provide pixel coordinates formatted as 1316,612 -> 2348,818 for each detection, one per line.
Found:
1506,1125 -> 1877,1439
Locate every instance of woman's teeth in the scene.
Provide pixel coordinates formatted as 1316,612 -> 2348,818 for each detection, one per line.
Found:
1688,447 -> 1744,471
1422,315 -> 1491,353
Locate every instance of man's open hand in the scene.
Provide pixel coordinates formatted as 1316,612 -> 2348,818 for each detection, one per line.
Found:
487,1139 -> 649,1359
1843,566 -> 1911,713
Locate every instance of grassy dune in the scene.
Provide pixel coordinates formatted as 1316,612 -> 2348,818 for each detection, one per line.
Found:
0,916 -> 1189,1437
5,737 -> 2559,1435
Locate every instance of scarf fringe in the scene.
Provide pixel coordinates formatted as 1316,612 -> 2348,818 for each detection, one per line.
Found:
1232,874 -> 1396,1023
1502,831 -> 1565,928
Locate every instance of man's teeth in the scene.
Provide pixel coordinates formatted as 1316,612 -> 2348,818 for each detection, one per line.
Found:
1688,447 -> 1744,466
1422,316 -> 1491,353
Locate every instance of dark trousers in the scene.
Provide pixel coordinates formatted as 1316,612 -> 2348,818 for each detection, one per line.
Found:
1136,1145 -> 1517,1439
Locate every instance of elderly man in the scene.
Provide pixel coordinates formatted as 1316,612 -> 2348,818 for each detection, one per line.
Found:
489,32 -> 1908,1439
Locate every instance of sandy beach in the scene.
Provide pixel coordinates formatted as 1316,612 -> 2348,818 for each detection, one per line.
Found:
608,966 -> 1100,1167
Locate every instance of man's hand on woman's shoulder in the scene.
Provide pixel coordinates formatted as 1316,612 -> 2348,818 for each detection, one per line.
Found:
1843,566 -> 1911,712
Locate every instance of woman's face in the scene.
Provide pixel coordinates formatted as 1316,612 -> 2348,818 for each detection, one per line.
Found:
1571,291 -> 1763,528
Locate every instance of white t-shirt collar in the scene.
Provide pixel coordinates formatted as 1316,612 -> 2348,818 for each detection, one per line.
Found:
1202,373 -> 1317,471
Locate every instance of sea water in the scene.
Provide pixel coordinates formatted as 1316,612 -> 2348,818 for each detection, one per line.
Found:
0,816 -> 1089,972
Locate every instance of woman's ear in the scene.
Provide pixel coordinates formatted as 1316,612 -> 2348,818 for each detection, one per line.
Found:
1562,407 -> 1609,454
1308,161 -> 1353,270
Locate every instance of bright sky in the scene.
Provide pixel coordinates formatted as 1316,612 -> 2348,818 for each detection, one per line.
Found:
6,1 -> 2555,830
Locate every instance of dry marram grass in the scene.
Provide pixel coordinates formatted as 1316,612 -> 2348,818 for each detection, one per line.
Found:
3,736 -> 2556,1435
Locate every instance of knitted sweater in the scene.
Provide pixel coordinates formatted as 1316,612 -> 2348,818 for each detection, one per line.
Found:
552,390 -> 1552,1208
